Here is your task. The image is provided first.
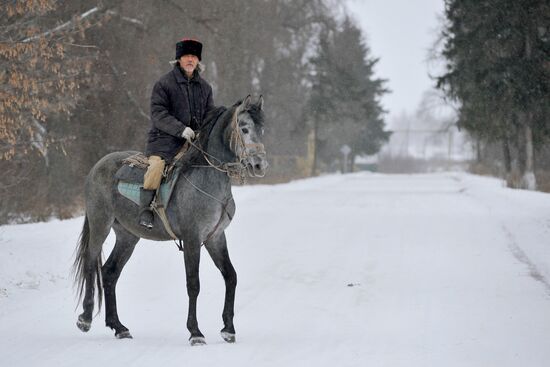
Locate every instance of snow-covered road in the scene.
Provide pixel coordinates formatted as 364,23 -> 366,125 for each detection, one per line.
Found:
1,172 -> 550,366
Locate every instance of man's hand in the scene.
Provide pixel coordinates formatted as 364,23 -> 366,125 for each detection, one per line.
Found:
181,127 -> 195,141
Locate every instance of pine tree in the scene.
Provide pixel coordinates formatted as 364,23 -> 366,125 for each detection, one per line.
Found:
437,0 -> 550,189
309,17 -> 390,173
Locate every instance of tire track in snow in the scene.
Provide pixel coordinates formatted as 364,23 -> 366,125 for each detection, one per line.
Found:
501,224 -> 550,296
455,173 -> 550,297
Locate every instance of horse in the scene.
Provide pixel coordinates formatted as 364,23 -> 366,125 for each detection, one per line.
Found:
72,95 -> 267,346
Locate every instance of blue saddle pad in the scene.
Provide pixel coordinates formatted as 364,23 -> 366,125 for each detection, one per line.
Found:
117,166 -> 181,207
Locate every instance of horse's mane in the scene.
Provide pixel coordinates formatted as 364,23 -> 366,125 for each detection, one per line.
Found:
198,106 -> 231,149
246,103 -> 265,128
175,105 -> 231,169
227,99 -> 264,128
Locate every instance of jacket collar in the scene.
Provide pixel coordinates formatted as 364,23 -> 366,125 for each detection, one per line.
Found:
173,64 -> 200,84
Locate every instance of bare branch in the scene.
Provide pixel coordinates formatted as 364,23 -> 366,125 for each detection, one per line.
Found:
21,6 -> 100,42
63,42 -> 99,49
106,10 -> 146,30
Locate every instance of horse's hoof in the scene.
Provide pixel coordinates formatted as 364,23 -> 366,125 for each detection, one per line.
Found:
77,316 -> 91,332
189,336 -> 206,346
115,330 -> 133,339
221,331 -> 236,343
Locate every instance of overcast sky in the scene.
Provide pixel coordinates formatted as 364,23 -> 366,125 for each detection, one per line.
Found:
345,0 -> 445,120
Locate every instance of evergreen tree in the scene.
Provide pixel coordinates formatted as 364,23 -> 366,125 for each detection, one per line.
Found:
437,0 -> 550,189
309,16 -> 390,173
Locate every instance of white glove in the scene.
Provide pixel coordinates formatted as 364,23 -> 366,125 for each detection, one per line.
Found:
181,127 -> 195,141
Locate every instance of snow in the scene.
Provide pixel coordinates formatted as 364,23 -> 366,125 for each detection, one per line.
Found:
1,172 -> 550,366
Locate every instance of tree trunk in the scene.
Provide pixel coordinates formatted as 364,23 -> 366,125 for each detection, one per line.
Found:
520,30 -> 536,190
522,122 -> 537,190
311,120 -> 319,176
475,138 -> 482,163
506,124 -> 522,188
502,135 -> 512,174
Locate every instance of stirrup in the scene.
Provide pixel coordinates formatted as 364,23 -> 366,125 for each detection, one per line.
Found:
139,220 -> 153,230
139,210 -> 154,229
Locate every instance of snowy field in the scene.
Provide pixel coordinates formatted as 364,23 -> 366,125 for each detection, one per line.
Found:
1,172 -> 550,366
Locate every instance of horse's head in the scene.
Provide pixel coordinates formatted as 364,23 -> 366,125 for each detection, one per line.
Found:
229,95 -> 268,177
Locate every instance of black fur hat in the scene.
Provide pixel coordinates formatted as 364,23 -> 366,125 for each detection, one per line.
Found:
175,38 -> 203,61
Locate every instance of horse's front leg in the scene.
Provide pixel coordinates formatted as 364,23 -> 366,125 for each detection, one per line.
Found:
183,242 -> 205,346
205,232 -> 237,343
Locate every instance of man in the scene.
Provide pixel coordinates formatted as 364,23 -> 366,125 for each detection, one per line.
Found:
139,38 -> 215,229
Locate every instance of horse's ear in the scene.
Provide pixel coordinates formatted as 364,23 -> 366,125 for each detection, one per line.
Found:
242,95 -> 252,110
257,95 -> 264,110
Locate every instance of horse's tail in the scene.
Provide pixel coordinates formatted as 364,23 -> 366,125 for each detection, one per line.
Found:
72,215 -> 103,312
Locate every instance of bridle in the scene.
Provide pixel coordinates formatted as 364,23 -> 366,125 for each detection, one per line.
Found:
187,104 -> 266,181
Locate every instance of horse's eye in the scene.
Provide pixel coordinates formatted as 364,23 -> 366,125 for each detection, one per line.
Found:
242,128 -> 249,134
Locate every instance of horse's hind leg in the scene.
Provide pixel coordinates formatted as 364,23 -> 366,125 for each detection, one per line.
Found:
102,221 -> 139,339
75,212 -> 113,332
205,232 -> 237,343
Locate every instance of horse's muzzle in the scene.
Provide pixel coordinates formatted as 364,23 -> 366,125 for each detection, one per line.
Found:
245,154 -> 268,177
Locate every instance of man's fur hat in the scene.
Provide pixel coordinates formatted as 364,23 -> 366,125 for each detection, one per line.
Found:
175,38 -> 202,61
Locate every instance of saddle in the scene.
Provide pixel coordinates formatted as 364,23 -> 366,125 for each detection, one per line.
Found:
115,143 -> 190,208
114,150 -> 188,242
115,153 -> 149,183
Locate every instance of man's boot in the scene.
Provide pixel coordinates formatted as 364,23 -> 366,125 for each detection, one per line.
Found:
139,188 -> 156,229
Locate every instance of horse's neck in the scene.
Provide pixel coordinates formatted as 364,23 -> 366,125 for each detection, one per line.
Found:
174,116 -> 234,198
171,161 -> 231,216
209,111 -> 234,158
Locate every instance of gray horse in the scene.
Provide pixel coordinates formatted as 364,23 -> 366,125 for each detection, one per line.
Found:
72,95 -> 267,346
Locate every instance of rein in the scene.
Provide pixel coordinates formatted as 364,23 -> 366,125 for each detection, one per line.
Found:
186,139 -> 247,182
183,106 -> 266,182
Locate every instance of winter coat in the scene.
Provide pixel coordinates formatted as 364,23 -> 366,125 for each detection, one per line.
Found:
146,64 -> 214,162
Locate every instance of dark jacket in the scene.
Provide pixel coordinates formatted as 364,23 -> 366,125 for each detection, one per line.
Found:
146,64 -> 214,162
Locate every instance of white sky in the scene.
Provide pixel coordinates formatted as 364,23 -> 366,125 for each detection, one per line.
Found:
345,0 -> 445,119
